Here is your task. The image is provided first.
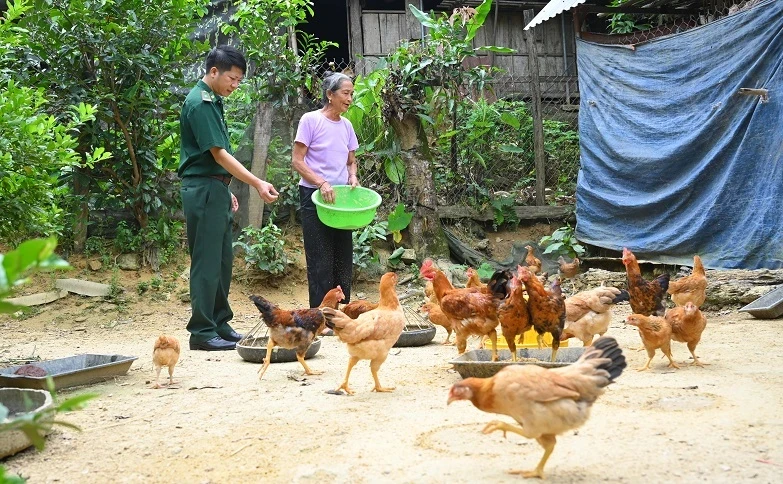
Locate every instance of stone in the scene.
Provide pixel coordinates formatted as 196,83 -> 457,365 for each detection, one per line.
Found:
400,249 -> 416,264
88,260 -> 102,271
117,254 -> 140,271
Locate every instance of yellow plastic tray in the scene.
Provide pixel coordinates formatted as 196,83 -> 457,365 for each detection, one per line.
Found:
484,328 -> 568,349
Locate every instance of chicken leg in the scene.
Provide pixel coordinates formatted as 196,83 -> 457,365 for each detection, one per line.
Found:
686,342 -> 707,366
370,356 -> 394,392
257,338 -> 277,380
336,355 -> 360,395
296,352 -> 324,376
482,420 -> 557,479
486,331 -> 499,362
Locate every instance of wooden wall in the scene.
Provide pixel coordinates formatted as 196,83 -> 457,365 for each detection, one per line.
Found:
347,1 -> 578,100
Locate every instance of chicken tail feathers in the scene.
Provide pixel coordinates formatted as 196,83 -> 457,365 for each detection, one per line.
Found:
585,336 -> 626,383
249,295 -> 277,326
654,273 -> 671,293
487,269 -> 512,298
612,289 -> 630,305
321,306 -> 348,330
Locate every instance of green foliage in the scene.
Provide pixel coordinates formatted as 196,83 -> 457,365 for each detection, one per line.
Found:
0,75 -> 108,242
607,0 -> 652,34
490,195 -> 519,229
476,262 -> 496,281
15,0 -> 205,233
352,220 -> 388,276
0,238 -> 70,314
539,225 -> 586,259
386,203 -> 414,244
220,0 -> 335,104
234,224 -> 288,276
112,218 -> 183,268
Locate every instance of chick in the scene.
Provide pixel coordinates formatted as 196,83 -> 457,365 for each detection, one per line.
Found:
152,335 -> 180,388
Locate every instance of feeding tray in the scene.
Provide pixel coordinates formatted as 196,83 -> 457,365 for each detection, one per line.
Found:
0,354 -> 137,391
394,324 -> 437,347
0,388 -> 54,458
236,336 -> 321,364
739,285 -> 783,319
311,185 -> 382,230
449,347 -> 586,379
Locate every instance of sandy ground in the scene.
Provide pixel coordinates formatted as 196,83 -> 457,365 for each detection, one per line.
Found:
2,249 -> 783,483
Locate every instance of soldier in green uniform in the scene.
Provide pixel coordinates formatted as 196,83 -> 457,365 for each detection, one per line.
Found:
179,45 -> 279,351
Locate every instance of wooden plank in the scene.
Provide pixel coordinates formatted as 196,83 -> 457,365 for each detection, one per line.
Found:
382,13 -> 401,53
406,0 -> 420,40
523,9 -> 546,206
347,0 -> 363,59
362,13 -> 382,54
437,205 -> 573,221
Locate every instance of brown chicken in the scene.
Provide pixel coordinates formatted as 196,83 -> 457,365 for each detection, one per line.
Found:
561,286 -> 629,346
525,245 -> 542,274
667,255 -> 707,307
666,302 -> 708,366
448,336 -> 626,479
421,302 -> 455,345
557,256 -> 581,280
250,286 -> 345,380
625,313 -> 678,371
622,247 -> 670,316
466,267 -> 484,289
420,259 -> 503,361
517,266 -> 565,362
152,335 -> 180,388
341,299 -> 379,319
321,272 -> 406,395
497,274 -> 531,362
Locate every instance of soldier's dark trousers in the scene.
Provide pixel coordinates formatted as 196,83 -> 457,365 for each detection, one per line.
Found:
181,176 -> 234,343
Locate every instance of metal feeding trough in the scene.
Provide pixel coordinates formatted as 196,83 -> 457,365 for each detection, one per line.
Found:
236,335 -> 321,364
0,354 -> 138,390
739,285 -> 783,319
393,306 -> 436,347
450,347 -> 587,379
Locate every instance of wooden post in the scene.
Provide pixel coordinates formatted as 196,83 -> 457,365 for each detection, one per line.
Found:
248,102 -> 273,228
347,0 -> 364,61
523,9 -> 546,206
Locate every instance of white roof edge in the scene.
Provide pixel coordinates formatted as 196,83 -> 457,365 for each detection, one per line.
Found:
524,0 -> 587,30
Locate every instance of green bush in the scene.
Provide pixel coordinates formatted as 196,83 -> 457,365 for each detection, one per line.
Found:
234,224 -> 288,276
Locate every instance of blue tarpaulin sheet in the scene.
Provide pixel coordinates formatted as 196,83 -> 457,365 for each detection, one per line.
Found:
575,0 -> 783,269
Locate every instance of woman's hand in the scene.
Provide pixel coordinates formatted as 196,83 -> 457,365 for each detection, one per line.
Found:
348,174 -> 359,188
320,181 -> 335,204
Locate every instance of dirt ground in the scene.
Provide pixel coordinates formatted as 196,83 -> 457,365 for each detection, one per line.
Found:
1,226 -> 782,483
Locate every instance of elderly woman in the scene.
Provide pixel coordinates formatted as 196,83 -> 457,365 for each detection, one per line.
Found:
292,72 -> 359,311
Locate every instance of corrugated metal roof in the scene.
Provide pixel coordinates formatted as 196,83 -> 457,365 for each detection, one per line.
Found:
524,0 -> 587,30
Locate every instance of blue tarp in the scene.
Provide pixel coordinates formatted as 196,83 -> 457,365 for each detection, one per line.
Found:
575,0 -> 783,269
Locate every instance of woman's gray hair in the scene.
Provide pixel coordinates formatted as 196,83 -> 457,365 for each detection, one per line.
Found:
322,72 -> 352,104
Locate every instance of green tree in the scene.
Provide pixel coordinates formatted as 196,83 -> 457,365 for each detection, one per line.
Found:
16,0 -> 207,246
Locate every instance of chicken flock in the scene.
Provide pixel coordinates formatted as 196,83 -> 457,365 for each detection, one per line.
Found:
148,246 -> 711,479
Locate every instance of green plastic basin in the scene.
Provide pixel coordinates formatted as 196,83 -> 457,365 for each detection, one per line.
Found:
311,185 -> 382,230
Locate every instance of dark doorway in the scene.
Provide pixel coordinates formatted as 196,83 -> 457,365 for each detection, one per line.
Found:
300,0 -> 350,69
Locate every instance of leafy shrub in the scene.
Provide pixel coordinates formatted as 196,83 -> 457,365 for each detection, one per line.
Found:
352,220 -> 388,279
539,225 -> 585,259
234,224 -> 288,276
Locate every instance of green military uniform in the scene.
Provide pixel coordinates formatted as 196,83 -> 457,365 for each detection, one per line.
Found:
178,80 -> 236,344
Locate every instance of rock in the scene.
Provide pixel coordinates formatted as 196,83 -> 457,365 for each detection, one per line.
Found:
474,239 -> 489,251
400,249 -> 416,264
88,260 -> 102,271
117,254 -> 140,271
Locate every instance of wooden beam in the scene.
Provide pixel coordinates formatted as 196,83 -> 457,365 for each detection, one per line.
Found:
347,0 -> 363,59
437,205 -> 573,221
523,9 -> 546,206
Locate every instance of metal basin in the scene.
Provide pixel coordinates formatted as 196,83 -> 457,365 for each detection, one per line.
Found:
450,347 -> 586,379
0,354 -> 138,390
394,325 -> 437,347
236,336 -> 321,364
0,388 -> 54,458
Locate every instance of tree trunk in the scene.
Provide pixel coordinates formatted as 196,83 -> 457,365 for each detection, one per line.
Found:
71,167 -> 90,253
523,9 -> 546,206
389,112 -> 449,259
247,101 -> 274,228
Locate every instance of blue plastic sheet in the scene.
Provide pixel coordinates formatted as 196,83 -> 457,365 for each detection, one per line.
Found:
574,0 -> 783,269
